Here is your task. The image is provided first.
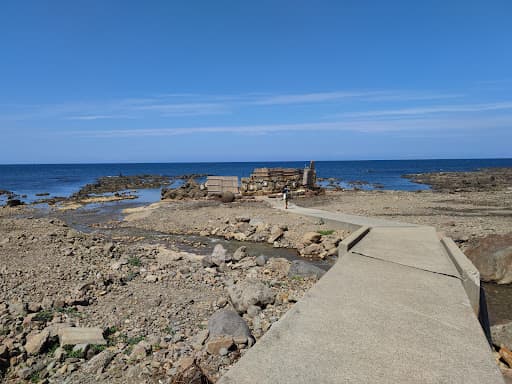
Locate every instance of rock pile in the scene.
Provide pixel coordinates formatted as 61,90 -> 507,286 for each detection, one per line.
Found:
161,178 -> 208,200
0,212 -> 319,383
297,231 -> 343,259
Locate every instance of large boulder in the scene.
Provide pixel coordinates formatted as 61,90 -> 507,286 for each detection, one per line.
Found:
492,321 -> 512,349
288,260 -> 326,279
221,192 -> 235,203
227,279 -> 275,313
465,234 -> 512,284
208,309 -> 251,340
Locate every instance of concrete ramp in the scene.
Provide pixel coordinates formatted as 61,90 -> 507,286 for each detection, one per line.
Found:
219,203 -> 504,384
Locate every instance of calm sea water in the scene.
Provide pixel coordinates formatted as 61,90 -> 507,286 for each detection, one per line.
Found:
1,159 -> 512,204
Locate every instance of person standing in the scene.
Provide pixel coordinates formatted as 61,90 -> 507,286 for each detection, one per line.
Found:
282,186 -> 289,209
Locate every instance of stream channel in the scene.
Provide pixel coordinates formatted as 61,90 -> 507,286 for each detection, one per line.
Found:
43,194 -> 334,272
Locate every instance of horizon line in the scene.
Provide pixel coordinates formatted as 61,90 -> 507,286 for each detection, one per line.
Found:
1,156 -> 511,166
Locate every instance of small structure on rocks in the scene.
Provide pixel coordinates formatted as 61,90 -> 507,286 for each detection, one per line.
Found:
241,161 -> 317,195
206,176 -> 239,195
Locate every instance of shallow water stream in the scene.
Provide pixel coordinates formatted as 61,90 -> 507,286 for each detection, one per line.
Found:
47,198 -> 333,271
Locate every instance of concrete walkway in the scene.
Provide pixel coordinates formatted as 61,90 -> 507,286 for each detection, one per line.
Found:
219,200 -> 504,383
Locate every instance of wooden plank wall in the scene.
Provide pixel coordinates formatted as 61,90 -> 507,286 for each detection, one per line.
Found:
207,176 -> 239,194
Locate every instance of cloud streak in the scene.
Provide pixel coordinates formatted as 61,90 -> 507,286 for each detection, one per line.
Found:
0,89 -> 466,121
70,114 -> 512,138
336,101 -> 512,118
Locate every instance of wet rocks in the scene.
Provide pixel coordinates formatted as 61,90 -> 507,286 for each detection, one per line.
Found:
227,279 -> 275,314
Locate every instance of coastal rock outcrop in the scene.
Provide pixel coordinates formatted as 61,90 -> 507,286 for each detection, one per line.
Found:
161,178 -> 208,200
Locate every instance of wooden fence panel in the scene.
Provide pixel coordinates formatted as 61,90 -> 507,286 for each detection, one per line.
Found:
207,176 -> 239,194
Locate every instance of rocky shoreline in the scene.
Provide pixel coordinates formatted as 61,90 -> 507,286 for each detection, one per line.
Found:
403,167 -> 512,192
1,166 -> 511,383
0,197 -> 342,383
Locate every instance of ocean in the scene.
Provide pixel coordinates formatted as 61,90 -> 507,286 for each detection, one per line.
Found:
1,159 -> 512,204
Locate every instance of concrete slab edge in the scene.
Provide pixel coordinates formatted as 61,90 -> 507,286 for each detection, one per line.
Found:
441,236 -> 480,315
338,226 -> 370,256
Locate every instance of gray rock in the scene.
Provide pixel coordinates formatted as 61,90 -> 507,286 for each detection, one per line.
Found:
492,321 -> 512,349
255,255 -> 268,266
17,367 -> 34,380
233,246 -> 248,262
129,340 -> 151,360
227,279 -> 275,313
221,191 -> 235,203
54,346 -> 67,362
191,329 -> 209,350
211,244 -> 228,266
72,343 -> 89,358
268,228 -> 285,243
83,350 -> 115,374
201,255 -> 215,268
219,347 -> 229,356
247,305 -> 261,318
288,260 -> 326,279
208,309 -> 251,339
8,300 -> 26,316
302,243 -> 324,257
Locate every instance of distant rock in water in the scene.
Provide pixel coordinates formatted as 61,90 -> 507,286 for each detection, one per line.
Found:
465,234 -> 512,284
403,167 -> 512,192
74,174 -> 171,198
5,198 -> 24,207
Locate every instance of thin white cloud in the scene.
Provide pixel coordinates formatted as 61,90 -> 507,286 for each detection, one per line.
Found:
133,102 -> 229,116
66,115 -> 131,121
70,114 -> 512,138
0,89 -> 466,121
250,90 -> 462,105
336,101 -> 512,118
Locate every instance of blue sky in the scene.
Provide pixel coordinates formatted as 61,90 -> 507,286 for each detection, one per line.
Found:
0,0 -> 511,163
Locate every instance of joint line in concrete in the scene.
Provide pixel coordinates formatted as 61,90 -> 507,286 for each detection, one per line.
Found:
351,251 -> 462,281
